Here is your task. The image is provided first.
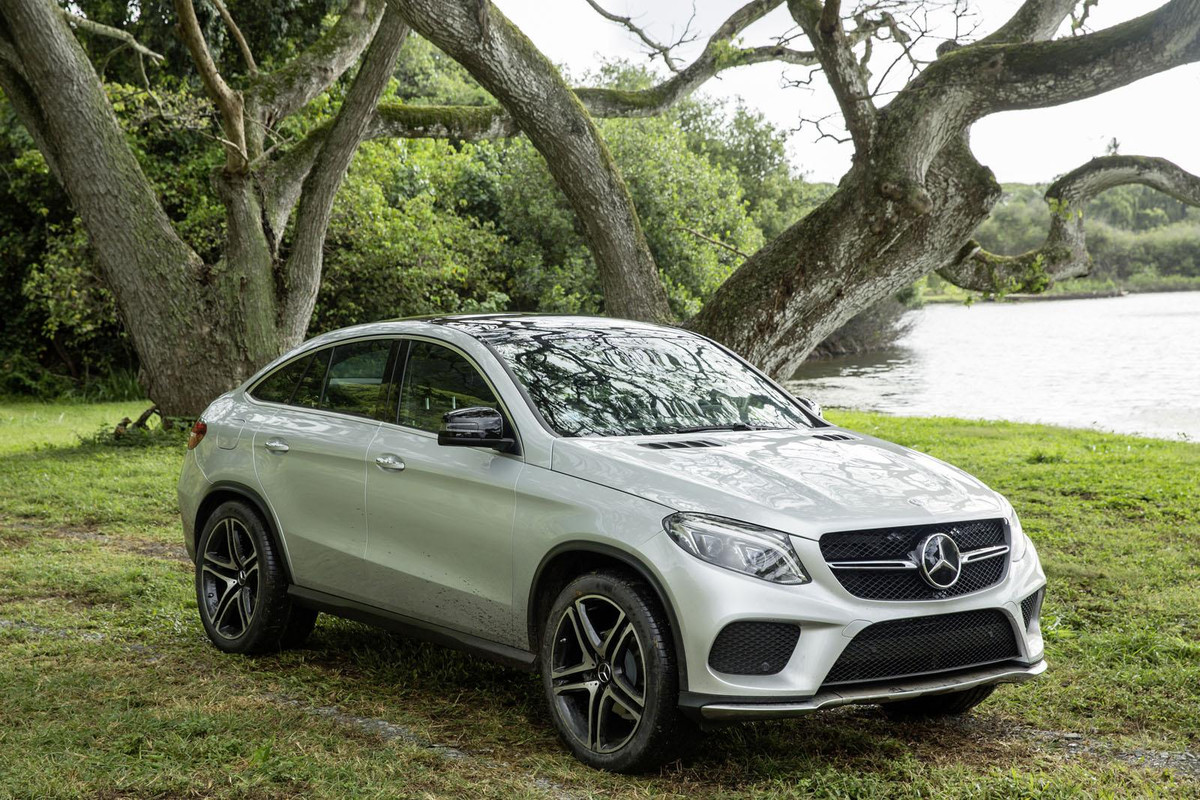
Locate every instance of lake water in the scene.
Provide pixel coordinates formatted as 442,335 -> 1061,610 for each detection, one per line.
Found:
785,291 -> 1200,441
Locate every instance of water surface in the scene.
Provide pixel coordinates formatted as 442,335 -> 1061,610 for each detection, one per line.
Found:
786,292 -> 1200,441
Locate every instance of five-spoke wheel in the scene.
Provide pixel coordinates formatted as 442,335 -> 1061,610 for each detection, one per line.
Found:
550,594 -> 647,753
195,500 -> 317,654
541,571 -> 693,772
200,516 -> 260,639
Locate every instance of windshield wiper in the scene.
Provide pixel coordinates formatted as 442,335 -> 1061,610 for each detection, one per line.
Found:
672,423 -> 780,434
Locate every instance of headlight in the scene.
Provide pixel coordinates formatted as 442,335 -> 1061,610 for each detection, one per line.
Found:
1008,504 -> 1029,561
663,513 -> 811,585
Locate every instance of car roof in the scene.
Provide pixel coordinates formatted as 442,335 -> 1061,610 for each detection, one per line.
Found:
398,313 -> 691,338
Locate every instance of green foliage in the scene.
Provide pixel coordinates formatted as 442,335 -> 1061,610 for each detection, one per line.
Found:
486,115 -> 765,318
0,47 -> 828,397
311,139 -> 514,331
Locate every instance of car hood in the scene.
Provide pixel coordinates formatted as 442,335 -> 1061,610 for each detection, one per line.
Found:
550,428 -> 1005,539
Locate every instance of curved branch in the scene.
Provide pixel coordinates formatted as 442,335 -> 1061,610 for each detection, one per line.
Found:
279,7 -> 409,343
875,0 -> 1200,216
978,0 -> 1076,45
60,10 -> 165,62
389,0 -> 673,323
250,0 -> 384,123
940,155 -> 1200,293
209,0 -> 257,75
787,0 -> 875,151
174,0 -> 246,169
577,0 -> 817,117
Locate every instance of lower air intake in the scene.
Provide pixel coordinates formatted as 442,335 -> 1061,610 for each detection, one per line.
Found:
822,609 -> 1020,687
708,621 -> 800,675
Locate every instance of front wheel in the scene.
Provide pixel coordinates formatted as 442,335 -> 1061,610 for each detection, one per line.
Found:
540,571 -> 693,772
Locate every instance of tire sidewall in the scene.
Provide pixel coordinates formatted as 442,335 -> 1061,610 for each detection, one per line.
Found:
540,571 -> 678,772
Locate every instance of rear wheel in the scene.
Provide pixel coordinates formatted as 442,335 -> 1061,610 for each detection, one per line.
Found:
540,571 -> 693,772
882,684 -> 995,719
195,500 -> 317,654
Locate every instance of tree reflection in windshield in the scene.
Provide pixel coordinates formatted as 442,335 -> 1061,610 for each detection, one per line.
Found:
447,318 -> 812,437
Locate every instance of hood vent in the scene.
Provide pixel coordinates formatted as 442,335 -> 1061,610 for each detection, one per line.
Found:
812,433 -> 859,442
639,439 -> 724,450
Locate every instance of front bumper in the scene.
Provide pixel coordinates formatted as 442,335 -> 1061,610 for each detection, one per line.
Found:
693,659 -> 1046,721
640,525 -> 1047,702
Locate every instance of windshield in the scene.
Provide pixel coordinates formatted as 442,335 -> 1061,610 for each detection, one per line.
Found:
451,319 -> 813,437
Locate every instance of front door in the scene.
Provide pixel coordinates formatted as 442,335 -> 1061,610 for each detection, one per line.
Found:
364,339 -> 523,643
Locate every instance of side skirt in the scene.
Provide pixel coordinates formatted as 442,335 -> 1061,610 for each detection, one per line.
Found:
288,585 -> 537,671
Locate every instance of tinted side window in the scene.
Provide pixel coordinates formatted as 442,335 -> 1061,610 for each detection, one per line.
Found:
250,355 -> 312,404
398,342 -> 499,432
321,340 -> 395,419
293,348 -> 332,409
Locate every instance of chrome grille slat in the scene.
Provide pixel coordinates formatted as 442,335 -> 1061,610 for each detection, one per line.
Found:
820,519 -> 1009,601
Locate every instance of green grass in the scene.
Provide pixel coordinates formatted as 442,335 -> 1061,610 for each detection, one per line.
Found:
1,400 -> 1198,798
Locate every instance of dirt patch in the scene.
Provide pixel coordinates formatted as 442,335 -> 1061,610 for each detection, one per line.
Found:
0,516 -> 189,564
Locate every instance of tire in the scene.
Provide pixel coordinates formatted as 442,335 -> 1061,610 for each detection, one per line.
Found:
540,570 -> 694,772
882,684 -> 995,720
195,500 -> 317,654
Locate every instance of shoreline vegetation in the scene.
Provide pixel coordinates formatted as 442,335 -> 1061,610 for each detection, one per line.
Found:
921,276 -> 1200,305
0,400 -> 1197,797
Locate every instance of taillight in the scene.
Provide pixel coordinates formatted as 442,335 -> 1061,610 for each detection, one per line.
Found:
187,420 -> 207,450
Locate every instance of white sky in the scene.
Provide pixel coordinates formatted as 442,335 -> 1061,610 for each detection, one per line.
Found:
493,0 -> 1200,184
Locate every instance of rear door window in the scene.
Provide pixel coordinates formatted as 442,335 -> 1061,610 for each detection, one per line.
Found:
249,355 -> 312,404
320,339 -> 397,420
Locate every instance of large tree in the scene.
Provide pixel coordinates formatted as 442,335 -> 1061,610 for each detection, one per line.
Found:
2,0 -> 1199,414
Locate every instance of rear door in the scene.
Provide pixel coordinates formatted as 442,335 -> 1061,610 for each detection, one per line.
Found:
364,338 -> 523,643
250,338 -> 399,599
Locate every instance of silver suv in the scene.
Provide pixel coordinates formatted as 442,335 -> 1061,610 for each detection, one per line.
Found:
178,314 -> 1046,771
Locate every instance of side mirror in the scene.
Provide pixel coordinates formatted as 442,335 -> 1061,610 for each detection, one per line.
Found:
795,396 -> 824,421
437,406 -> 516,452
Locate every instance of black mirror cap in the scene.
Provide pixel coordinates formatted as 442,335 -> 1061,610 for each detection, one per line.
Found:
437,406 -> 517,452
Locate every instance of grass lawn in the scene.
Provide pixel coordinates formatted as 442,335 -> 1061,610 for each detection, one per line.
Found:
1,399 -> 1198,798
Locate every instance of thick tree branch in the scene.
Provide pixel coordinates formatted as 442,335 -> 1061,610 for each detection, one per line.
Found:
280,7 -> 409,343
174,0 -> 247,170
788,0 -> 877,151
209,0 -> 257,75
250,0 -> 384,124
941,155 -> 1200,293
978,0 -> 1076,45
0,60 -> 62,182
875,0 -> 1200,217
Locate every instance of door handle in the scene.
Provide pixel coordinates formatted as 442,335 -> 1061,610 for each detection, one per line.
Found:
374,454 -> 406,472
263,438 -> 290,453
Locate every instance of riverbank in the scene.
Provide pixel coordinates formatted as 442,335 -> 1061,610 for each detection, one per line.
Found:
921,274 -> 1200,304
791,291 -> 1200,442
1,400 -> 1198,797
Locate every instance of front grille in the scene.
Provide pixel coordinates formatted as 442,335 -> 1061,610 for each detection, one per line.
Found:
1020,589 -> 1043,630
708,621 -> 800,675
821,519 -> 1009,600
822,609 -> 1020,687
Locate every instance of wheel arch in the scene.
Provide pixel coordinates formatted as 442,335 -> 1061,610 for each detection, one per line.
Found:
193,481 -> 293,581
528,542 -> 689,691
